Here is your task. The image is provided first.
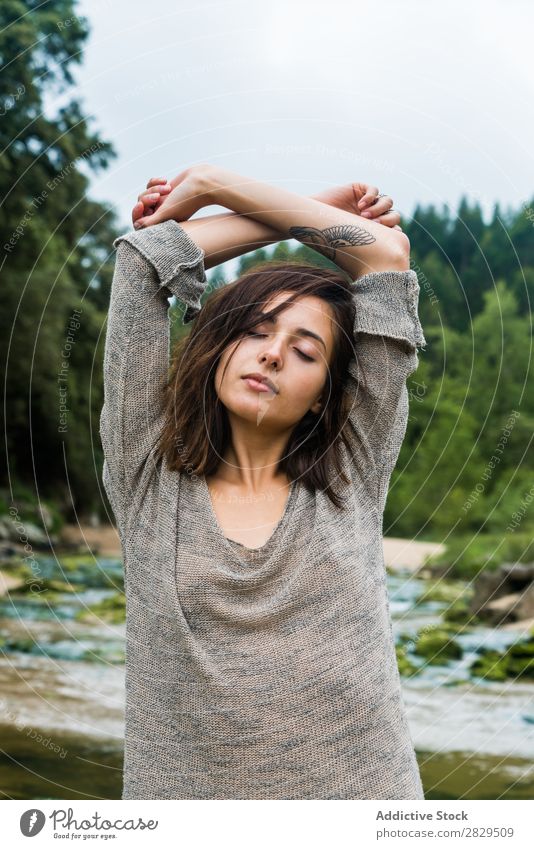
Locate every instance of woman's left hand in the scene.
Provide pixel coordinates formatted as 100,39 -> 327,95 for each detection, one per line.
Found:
312,183 -> 403,230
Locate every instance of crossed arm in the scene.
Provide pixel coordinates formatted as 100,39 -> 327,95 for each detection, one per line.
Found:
100,166 -> 425,533
131,164 -> 410,279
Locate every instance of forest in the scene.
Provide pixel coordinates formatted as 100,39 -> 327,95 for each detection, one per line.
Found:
1,0 -> 533,560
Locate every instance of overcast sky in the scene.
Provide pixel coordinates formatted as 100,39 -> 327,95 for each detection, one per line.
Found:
74,0 -> 532,255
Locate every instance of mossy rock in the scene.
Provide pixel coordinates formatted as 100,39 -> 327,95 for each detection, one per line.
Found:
395,644 -> 420,678
507,656 -> 534,679
470,650 -> 509,682
0,556 -> 27,573
74,592 -> 126,624
508,639 -> 534,659
0,561 -> 36,583
415,579 -> 469,605
84,647 -> 125,665
443,598 -> 481,626
2,636 -> 38,653
58,554 -> 99,572
470,640 -> 534,682
396,631 -> 415,645
413,626 -> 463,664
12,577 -> 77,595
505,638 -> 534,679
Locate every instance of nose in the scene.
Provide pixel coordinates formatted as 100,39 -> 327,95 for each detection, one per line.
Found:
258,334 -> 283,370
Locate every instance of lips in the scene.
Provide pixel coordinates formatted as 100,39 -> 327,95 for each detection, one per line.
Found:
242,373 -> 279,394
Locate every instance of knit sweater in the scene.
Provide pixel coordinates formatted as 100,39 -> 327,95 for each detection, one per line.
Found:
100,218 -> 427,800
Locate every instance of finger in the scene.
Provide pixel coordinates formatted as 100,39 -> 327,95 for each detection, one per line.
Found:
142,183 -> 171,196
360,196 -> 394,218
357,185 -> 379,210
137,190 -> 160,204
146,177 -> 167,189
132,201 -> 144,224
373,211 -> 402,228
138,185 -> 171,204
134,206 -> 164,229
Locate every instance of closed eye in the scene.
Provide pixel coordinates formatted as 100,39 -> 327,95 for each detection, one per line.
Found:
244,331 -> 315,362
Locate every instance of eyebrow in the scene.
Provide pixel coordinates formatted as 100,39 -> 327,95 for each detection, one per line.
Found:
259,314 -> 326,350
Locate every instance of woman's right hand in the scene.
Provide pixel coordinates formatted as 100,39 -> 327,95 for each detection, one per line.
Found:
132,167 -> 211,229
131,176 -> 172,227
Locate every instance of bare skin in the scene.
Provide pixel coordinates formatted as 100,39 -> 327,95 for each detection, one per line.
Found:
129,168 -> 409,547
206,289 -> 336,548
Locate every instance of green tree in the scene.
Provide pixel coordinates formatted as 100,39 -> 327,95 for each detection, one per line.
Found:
0,0 -> 118,517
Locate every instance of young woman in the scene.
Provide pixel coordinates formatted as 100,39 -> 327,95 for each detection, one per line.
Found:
100,164 -> 427,800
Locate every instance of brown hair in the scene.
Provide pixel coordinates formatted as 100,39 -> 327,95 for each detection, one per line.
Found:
155,259 -> 360,509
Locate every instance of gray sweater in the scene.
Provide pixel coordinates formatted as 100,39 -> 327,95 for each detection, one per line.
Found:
100,219 -> 427,800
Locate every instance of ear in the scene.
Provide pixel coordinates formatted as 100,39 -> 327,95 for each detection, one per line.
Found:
310,395 -> 322,415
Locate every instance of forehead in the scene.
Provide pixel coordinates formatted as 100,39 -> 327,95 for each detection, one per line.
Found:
261,291 -> 334,331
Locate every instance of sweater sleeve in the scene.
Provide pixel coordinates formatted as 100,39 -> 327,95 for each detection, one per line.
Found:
344,268 -> 427,516
99,219 -> 208,539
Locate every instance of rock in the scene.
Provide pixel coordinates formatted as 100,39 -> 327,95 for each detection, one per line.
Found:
469,562 -> 534,624
395,644 -> 420,677
415,578 -> 468,605
517,584 -> 534,620
413,627 -> 463,664
470,649 -> 509,682
0,569 -> 26,597
0,515 -> 57,548
500,562 -> 534,583
74,592 -> 126,624
443,597 -> 480,626
37,503 -> 55,531
476,585 -> 534,626
508,640 -> 534,659
470,636 -> 534,681
0,541 -> 21,558
500,617 -> 534,632
484,592 -> 523,626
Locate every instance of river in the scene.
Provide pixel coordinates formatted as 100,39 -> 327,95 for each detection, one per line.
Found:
0,554 -> 533,799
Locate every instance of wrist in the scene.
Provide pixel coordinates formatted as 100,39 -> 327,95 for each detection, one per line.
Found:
194,163 -> 224,207
196,164 -> 258,213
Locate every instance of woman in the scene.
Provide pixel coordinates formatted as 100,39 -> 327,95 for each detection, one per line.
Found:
100,164 -> 427,800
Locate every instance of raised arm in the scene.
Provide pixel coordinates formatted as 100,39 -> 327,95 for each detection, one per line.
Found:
113,168 -> 425,525
197,164 -> 408,280
99,221 -> 208,540
179,166 -> 425,515
133,172 -> 405,272
345,269 -> 427,516
169,167 -> 425,516
133,165 -> 410,280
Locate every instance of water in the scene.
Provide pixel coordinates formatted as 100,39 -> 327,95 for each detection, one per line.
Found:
1,726 -> 532,801
1,555 -> 533,799
0,723 -> 122,800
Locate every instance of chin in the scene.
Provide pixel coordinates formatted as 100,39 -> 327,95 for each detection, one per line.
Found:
220,393 -> 260,417
223,389 -> 281,424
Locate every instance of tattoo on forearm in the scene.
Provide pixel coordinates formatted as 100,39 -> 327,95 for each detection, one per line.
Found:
288,224 -> 376,261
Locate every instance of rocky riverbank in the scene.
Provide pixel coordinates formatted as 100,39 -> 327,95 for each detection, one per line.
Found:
2,522 -> 534,799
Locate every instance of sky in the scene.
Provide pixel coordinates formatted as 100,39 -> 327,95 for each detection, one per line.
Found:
72,0 -> 532,270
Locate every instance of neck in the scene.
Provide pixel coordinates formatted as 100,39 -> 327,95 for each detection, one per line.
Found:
216,417 -> 292,493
